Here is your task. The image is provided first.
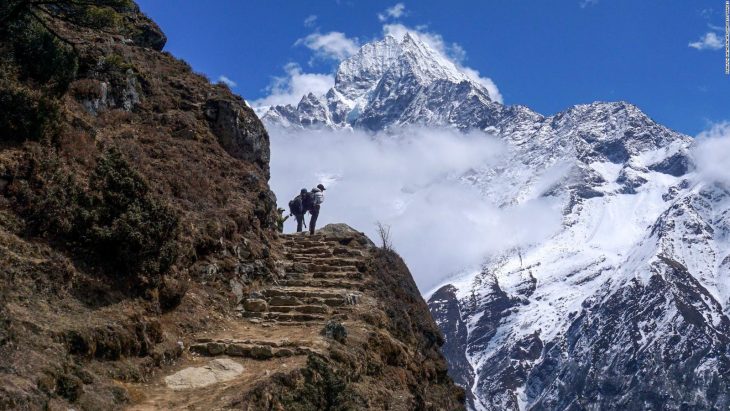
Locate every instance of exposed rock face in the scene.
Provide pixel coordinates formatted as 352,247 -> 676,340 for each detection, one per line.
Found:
429,285 -> 475,408
205,97 -> 271,175
266,32 -> 730,411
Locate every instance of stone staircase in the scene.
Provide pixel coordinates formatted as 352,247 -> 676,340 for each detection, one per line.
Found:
127,229 -> 373,409
233,233 -> 367,327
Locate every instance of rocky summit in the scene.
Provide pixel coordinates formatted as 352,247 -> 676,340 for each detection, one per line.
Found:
0,2 -> 463,410
265,32 -> 730,410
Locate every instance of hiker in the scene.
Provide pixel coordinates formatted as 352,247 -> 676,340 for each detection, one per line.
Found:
288,188 -> 309,232
275,208 -> 288,233
308,184 -> 326,235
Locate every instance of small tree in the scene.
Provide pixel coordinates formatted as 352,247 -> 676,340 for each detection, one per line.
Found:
375,221 -> 393,252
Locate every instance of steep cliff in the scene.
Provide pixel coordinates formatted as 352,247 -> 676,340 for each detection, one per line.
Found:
0,2 -> 462,410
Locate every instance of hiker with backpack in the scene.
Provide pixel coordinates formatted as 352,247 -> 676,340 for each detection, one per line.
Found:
288,188 -> 309,232
287,184 -> 326,234
308,184 -> 325,235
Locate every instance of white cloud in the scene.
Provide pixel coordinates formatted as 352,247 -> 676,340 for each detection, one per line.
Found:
303,14 -> 318,27
295,31 -> 360,61
689,32 -> 724,50
251,63 -> 334,108
383,24 -> 504,103
580,0 -> 599,8
378,3 -> 406,22
269,126 -> 562,291
693,121 -> 730,186
217,75 -> 237,88
461,67 -> 504,105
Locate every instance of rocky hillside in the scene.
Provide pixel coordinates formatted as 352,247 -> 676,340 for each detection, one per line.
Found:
129,224 -> 463,410
264,32 -> 730,410
0,2 -> 463,410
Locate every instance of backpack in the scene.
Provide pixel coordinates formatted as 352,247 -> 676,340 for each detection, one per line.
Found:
301,191 -> 315,213
288,195 -> 303,215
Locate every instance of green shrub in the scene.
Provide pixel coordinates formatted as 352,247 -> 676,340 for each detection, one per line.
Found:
0,83 -> 61,142
78,6 -> 123,29
87,149 -> 179,278
11,20 -> 78,94
11,149 -> 179,283
99,54 -> 134,73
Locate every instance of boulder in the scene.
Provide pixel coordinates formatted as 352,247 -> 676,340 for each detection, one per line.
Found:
249,345 -> 273,360
243,298 -> 268,312
322,320 -> 347,344
164,359 -> 243,390
225,344 -> 250,357
204,97 -> 270,173
317,224 -> 375,248
206,342 -> 225,355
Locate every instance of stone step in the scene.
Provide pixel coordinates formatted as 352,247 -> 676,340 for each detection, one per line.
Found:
278,278 -> 363,289
267,295 -> 304,306
303,264 -> 359,273
268,312 -> 326,322
190,341 -> 316,359
284,251 -> 333,261
282,240 -> 329,248
262,288 -> 361,307
287,271 -> 363,281
267,293 -> 349,308
192,337 -> 310,348
285,252 -> 333,260
264,321 -> 326,327
283,239 -> 343,247
268,304 -> 329,314
242,311 -> 326,322
262,287 -> 349,300
313,272 -> 364,281
332,247 -> 364,257
285,256 -> 360,266
294,267 -> 362,276
285,250 -> 332,258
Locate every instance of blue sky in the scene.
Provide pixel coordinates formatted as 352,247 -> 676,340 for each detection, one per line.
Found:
136,0 -> 728,136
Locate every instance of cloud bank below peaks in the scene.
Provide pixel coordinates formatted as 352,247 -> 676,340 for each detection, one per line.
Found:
268,126 -> 563,291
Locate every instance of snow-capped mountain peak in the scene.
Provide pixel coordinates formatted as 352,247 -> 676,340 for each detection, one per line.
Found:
334,35 -> 403,99
262,32 -> 495,130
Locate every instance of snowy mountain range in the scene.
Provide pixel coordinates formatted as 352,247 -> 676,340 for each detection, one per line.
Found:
261,33 -> 730,410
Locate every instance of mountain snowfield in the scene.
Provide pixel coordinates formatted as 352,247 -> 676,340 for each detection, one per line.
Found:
261,32 -> 730,410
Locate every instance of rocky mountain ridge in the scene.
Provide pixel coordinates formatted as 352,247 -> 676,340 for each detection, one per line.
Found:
264,32 -> 730,410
